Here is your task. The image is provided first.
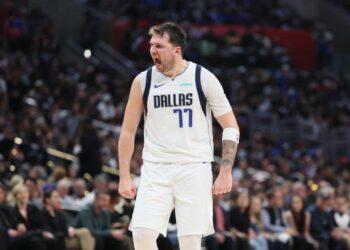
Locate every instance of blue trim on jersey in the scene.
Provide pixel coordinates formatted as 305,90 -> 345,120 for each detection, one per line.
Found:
195,64 -> 207,117
143,67 -> 152,115
205,110 -> 214,153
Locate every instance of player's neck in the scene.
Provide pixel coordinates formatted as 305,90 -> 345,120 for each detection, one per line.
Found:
163,59 -> 188,78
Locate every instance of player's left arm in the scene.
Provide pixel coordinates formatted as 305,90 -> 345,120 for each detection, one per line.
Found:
213,111 -> 239,195
201,68 -> 239,195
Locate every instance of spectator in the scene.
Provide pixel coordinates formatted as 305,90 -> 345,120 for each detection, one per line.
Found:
330,195 -> 350,248
70,178 -> 88,211
205,194 -> 235,250
78,119 -> 102,177
11,184 -> 53,250
24,177 -> 43,208
42,188 -> 95,250
249,195 -> 269,250
74,189 -> 131,250
285,195 -> 318,250
262,188 -> 293,250
0,184 -> 30,250
309,190 -> 347,250
57,179 -> 75,211
108,189 -> 130,231
0,183 -> 16,250
230,189 -> 250,250
82,174 -> 108,205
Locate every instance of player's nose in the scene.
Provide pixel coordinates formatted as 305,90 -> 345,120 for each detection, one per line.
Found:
150,46 -> 157,55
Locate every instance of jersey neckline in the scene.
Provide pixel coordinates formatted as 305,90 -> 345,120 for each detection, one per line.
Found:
156,61 -> 192,81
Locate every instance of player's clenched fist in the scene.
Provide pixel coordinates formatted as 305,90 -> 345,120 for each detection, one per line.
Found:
212,170 -> 233,195
118,175 -> 136,199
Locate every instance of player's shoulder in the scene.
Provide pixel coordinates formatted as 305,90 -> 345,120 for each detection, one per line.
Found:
138,66 -> 150,77
137,66 -> 155,81
134,66 -> 155,91
140,65 -> 154,74
193,63 -> 220,85
193,63 -> 217,79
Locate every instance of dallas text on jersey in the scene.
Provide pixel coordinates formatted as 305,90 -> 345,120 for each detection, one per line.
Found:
153,93 -> 193,108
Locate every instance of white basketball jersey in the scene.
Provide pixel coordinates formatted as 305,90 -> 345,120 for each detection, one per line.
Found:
139,62 -> 231,163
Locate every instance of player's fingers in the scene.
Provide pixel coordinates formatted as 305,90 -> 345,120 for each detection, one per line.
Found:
131,186 -> 137,196
130,191 -> 136,199
212,185 -> 219,195
213,185 -> 231,195
213,186 -> 223,195
120,189 -> 134,199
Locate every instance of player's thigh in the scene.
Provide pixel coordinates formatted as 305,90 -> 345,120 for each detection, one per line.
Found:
174,163 -> 213,235
131,163 -> 175,235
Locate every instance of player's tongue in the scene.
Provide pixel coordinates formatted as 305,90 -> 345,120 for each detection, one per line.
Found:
154,58 -> 161,66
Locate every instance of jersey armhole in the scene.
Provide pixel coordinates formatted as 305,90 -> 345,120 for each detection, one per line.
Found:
195,64 -> 207,117
143,67 -> 152,115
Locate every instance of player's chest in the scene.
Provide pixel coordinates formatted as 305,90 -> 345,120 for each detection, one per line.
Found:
149,78 -> 197,109
149,77 -> 195,94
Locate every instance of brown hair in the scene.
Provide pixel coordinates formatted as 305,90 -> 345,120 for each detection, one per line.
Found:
149,22 -> 187,53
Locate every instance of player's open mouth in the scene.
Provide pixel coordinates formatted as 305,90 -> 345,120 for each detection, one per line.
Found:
154,58 -> 161,66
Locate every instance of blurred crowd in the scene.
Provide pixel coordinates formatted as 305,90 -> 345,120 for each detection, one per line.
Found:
84,0 -> 312,28
2,170 -> 350,250
331,0 -> 350,13
1,1 -> 350,250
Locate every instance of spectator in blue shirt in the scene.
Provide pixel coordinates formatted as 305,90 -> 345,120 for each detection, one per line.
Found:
309,190 -> 347,250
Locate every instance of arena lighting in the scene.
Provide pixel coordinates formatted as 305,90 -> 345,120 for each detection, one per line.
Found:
311,183 -> 319,191
47,161 -> 54,168
47,147 -> 76,161
83,173 -> 93,181
102,165 -> 119,175
9,137 -> 120,176
14,137 -> 23,145
84,49 -> 92,59
9,165 -> 16,172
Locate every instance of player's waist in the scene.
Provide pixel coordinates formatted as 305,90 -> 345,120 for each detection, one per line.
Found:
142,149 -> 214,163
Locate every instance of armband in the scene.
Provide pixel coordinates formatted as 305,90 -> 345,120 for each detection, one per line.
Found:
222,128 -> 240,143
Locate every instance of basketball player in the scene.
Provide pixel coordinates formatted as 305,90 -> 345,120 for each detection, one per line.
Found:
118,22 -> 240,250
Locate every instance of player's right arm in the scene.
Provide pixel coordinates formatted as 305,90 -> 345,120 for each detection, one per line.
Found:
118,75 -> 143,199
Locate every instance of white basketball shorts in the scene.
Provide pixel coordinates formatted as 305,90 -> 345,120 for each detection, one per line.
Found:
129,161 -> 214,237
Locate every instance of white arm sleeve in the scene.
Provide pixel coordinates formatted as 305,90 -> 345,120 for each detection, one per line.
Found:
201,67 -> 232,117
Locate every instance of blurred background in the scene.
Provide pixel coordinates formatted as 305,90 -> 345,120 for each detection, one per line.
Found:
1,0 -> 350,250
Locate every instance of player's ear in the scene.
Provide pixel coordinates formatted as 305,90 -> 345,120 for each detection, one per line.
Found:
174,46 -> 181,55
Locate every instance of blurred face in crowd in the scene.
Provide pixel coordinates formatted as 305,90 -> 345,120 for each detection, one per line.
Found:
94,176 -> 108,191
14,185 -> 29,205
292,182 -> 307,199
73,179 -> 86,197
291,195 -> 304,213
94,192 -> 110,212
237,191 -> 250,210
45,190 -> 61,210
271,189 -> 284,208
57,181 -> 70,197
24,178 -> 43,201
317,194 -> 333,210
250,196 -> 262,215
335,197 -> 348,214
149,33 -> 181,73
